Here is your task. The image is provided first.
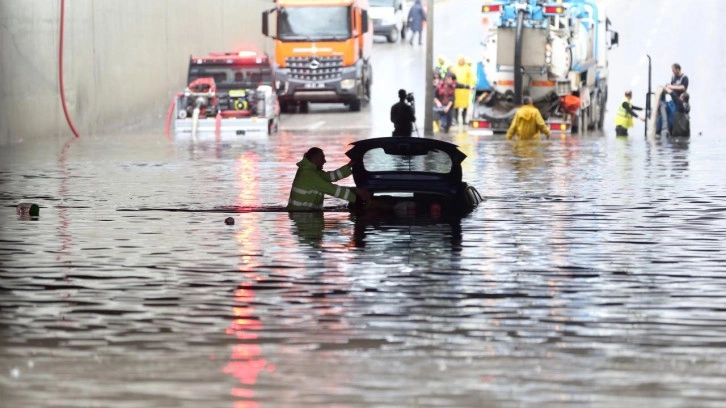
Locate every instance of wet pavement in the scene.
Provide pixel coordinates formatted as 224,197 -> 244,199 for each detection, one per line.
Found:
3,0 -> 726,406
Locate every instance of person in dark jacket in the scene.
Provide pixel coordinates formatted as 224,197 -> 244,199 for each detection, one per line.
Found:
391,89 -> 416,137
407,0 -> 427,45
665,63 -> 689,100
669,91 -> 690,137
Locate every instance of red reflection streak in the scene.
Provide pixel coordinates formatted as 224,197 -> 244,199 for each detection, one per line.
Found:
223,179 -> 275,407
237,153 -> 259,207
57,138 -> 75,275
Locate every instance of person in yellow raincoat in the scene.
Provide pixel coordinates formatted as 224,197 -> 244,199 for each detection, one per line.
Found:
505,96 -> 552,140
451,55 -> 475,125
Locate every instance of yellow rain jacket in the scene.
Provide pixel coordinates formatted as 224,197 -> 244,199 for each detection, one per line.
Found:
287,156 -> 357,211
506,104 -> 551,140
451,62 -> 475,109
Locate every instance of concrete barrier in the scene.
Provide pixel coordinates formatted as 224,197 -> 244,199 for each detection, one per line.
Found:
0,0 -> 271,144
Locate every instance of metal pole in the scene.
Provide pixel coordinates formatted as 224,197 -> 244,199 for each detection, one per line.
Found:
645,54 -> 651,138
424,0 -> 434,135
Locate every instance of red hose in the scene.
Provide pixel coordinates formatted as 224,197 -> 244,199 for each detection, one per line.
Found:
59,0 -> 80,138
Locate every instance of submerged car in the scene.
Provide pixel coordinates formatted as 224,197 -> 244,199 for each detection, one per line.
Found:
345,137 -> 483,216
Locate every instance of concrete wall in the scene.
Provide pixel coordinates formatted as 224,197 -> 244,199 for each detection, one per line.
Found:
0,0 -> 271,144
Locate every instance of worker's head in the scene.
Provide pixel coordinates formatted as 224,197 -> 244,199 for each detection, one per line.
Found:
398,89 -> 407,100
444,74 -> 454,84
457,55 -> 466,65
437,55 -> 446,65
681,92 -> 689,102
523,96 -> 533,105
305,147 -> 326,170
672,63 -> 682,76
624,90 -> 633,100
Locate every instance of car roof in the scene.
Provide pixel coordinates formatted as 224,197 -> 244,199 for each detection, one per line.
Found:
345,137 -> 467,193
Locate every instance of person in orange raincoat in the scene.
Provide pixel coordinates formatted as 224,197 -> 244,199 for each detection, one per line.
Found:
451,55 -> 475,125
505,96 -> 552,140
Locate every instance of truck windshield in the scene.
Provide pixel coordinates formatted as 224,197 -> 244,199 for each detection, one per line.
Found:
369,0 -> 395,6
187,65 -> 273,90
278,6 -> 352,41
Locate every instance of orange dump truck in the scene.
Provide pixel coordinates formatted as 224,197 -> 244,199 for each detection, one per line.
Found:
262,0 -> 373,112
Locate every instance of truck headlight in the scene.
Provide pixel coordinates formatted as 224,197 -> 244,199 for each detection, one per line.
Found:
341,79 -> 356,90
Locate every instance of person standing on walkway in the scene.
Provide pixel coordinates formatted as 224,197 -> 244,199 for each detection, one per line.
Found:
614,90 -> 644,136
434,75 -> 456,133
435,55 -> 450,78
407,0 -> 427,45
506,96 -> 551,140
391,89 -> 416,137
451,55 -> 475,125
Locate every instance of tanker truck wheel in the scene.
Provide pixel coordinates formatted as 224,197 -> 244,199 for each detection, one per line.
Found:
299,101 -> 309,114
597,90 -> 607,130
349,98 -> 362,112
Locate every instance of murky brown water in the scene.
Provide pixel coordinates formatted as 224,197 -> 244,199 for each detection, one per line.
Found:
1,130 -> 726,407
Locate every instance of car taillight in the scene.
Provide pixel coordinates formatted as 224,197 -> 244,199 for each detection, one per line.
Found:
470,120 -> 491,129
549,122 -> 569,131
543,5 -> 565,14
481,4 -> 502,13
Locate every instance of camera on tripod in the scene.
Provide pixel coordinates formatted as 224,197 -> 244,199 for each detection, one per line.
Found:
405,92 -> 415,104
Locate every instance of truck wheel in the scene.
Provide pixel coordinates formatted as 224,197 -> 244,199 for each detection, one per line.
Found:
387,27 -> 399,43
597,90 -> 607,129
299,101 -> 309,114
349,99 -> 362,112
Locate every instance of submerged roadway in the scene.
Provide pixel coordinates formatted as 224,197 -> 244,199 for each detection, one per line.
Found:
278,0 -> 720,139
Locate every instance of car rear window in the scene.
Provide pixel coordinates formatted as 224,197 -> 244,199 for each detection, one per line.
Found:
362,148 -> 453,173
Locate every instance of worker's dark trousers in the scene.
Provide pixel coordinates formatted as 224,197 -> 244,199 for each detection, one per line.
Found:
615,125 -> 629,136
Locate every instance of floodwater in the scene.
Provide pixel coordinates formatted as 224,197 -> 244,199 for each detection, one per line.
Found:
1,128 -> 725,407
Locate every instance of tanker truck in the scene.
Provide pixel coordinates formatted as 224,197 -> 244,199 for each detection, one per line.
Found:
470,0 -> 619,134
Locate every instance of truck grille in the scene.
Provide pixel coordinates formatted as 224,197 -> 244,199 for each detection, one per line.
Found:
285,56 -> 343,82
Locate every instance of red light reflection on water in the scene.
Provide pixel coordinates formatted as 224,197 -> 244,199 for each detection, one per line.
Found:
237,152 -> 260,207
223,178 -> 276,407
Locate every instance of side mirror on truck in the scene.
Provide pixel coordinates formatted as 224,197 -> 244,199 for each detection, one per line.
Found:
609,31 -> 619,49
262,9 -> 278,39
361,10 -> 369,34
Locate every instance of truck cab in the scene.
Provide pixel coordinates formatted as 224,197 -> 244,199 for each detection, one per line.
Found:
262,0 -> 373,112
369,0 -> 409,43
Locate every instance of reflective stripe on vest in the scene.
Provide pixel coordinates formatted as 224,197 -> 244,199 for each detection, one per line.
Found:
287,199 -> 322,210
615,98 -> 634,128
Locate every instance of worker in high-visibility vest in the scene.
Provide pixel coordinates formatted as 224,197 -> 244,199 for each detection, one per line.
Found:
615,90 -> 645,136
287,147 -> 370,211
